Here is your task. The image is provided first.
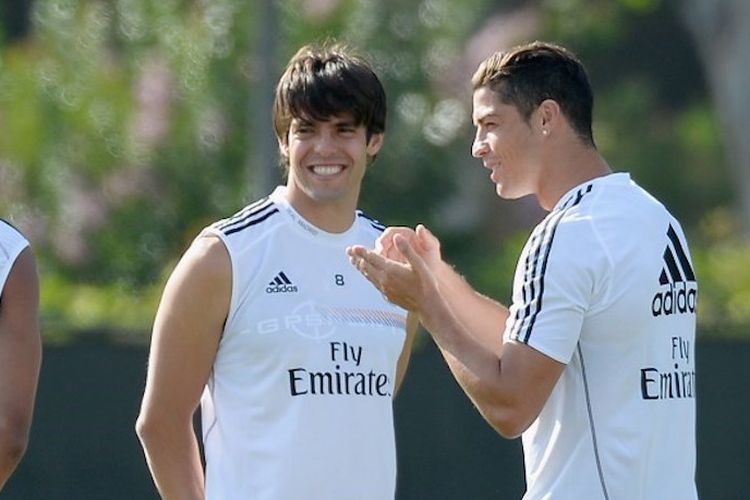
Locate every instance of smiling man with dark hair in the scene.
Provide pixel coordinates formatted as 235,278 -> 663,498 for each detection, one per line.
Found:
136,43 -> 417,500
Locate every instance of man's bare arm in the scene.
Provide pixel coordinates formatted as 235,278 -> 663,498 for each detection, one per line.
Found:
349,233 -> 564,438
0,248 -> 41,491
136,235 -> 230,499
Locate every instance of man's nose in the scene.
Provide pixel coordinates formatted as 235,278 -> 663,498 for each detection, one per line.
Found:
314,132 -> 337,155
472,137 -> 488,158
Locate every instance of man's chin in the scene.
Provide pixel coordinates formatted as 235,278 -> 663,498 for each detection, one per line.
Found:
307,187 -> 348,203
495,183 -> 527,200
495,183 -> 513,199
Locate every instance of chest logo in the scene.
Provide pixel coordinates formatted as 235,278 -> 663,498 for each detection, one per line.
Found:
266,271 -> 299,294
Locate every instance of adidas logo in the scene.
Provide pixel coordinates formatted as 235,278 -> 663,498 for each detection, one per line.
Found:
651,225 -> 696,317
266,271 -> 299,294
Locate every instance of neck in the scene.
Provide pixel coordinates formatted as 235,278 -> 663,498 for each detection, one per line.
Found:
536,144 -> 611,211
285,189 -> 359,234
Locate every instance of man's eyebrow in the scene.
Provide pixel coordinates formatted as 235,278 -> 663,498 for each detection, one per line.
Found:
292,118 -> 314,127
474,112 -> 498,125
331,116 -> 357,126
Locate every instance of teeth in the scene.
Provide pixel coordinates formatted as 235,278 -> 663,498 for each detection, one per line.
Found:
312,165 -> 343,176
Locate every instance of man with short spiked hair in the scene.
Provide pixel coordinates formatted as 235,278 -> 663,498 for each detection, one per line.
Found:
349,41 -> 698,499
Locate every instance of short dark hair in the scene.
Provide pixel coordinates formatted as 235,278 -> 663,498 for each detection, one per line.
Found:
472,41 -> 595,146
273,43 -> 386,151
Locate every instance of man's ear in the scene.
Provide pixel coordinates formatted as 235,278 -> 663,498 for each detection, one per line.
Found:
278,137 -> 290,159
537,99 -> 561,131
366,133 -> 385,157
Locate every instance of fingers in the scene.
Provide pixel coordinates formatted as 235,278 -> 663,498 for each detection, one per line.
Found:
348,238 -> 426,312
374,237 -> 387,255
346,245 -> 391,295
347,245 -> 388,271
394,234 -> 428,276
416,224 -> 440,251
380,226 -> 416,241
376,226 -> 416,263
349,226 -> 435,282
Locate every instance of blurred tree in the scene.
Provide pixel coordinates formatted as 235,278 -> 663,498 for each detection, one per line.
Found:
1,0 -> 259,287
681,0 -> 750,236
251,0 -> 282,197
448,0 -> 749,336
0,0 -> 746,337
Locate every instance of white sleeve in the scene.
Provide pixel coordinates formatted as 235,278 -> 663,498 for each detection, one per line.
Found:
505,214 -> 609,364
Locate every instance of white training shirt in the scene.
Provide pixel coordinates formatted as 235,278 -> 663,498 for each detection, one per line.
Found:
506,173 -> 697,500
0,219 -> 30,299
200,186 -> 408,500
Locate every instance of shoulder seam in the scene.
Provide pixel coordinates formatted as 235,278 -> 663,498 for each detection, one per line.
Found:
510,183 -> 594,344
214,199 -> 280,236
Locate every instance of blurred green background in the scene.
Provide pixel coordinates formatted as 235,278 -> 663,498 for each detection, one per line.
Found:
1,0 -> 748,340
1,0 -> 749,498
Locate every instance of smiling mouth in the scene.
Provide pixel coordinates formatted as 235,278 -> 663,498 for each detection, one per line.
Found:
311,165 -> 345,176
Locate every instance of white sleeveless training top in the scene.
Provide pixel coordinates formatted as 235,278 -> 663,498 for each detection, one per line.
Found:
200,186 -> 408,500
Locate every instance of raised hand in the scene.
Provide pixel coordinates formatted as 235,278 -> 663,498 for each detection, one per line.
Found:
347,225 -> 443,315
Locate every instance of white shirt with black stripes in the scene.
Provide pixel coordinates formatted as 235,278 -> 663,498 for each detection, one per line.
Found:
506,173 -> 698,500
199,186 -> 408,500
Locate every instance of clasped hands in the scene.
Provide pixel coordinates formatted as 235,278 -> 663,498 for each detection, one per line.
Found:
346,224 -> 441,314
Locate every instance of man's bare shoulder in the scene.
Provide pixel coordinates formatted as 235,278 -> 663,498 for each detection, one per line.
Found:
177,233 -> 231,283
